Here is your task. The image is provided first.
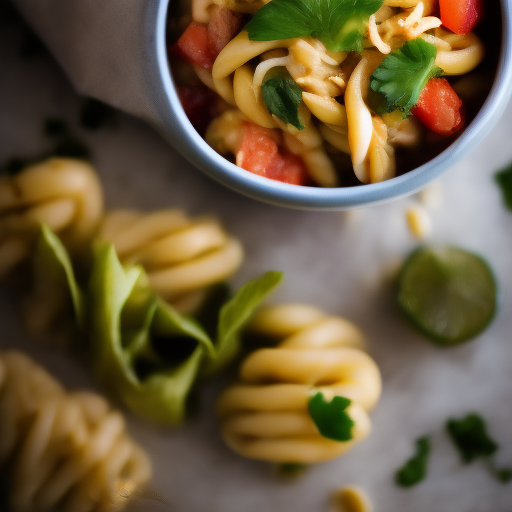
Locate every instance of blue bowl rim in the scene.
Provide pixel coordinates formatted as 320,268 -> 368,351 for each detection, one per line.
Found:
148,0 -> 512,210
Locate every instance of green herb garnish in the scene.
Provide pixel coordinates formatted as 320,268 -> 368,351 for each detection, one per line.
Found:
245,0 -> 383,53
495,163 -> 512,211
447,413 -> 498,462
261,68 -> 304,130
308,392 -> 354,442
395,437 -> 430,487
447,413 -> 512,483
371,39 -> 443,116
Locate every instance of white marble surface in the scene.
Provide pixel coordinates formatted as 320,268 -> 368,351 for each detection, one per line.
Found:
1,2 -> 512,511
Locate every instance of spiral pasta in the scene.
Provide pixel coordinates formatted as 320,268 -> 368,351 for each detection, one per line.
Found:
100,208 -> 243,313
0,351 -> 151,512
216,304 -> 382,464
177,0 -> 488,187
0,158 -> 104,278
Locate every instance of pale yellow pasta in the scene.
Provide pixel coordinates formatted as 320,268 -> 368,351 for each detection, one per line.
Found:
0,158 -> 103,277
192,0 -> 213,22
217,304 -> 382,464
302,93 -> 348,128
331,486 -> 373,512
435,31 -> 485,75
233,65 -> 278,128
213,0 -> 269,15
319,124 -> 351,155
346,52 -> 382,183
0,351 -> 151,512
100,209 -> 243,313
212,32 -> 291,81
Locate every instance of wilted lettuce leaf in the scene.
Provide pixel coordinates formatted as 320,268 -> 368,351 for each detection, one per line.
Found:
202,270 -> 284,376
34,228 -> 282,426
88,242 -> 283,425
30,224 -> 86,329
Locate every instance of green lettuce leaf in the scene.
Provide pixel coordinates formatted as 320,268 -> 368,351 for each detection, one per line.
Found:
88,242 -> 283,425
245,0 -> 383,53
202,270 -> 284,376
29,224 -> 85,330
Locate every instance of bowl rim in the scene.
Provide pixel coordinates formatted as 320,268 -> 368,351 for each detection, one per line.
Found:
149,0 -> 512,210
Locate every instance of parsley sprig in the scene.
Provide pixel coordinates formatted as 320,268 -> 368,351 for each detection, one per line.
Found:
308,392 -> 354,442
245,0 -> 383,53
371,39 -> 443,116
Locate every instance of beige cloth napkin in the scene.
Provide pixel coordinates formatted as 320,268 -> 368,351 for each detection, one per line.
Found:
12,0 -> 166,128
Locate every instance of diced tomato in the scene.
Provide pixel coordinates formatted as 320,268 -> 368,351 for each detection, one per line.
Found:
439,0 -> 483,35
208,7 -> 243,61
237,123 -> 279,175
236,123 -> 310,185
178,85 -> 219,135
412,78 -> 464,136
176,22 -> 215,70
266,151 -> 310,186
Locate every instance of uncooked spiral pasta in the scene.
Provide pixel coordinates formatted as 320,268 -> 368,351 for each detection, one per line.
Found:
100,208 -> 243,313
0,158 -> 103,278
0,351 -> 151,512
172,0 -> 491,187
216,304 -> 382,464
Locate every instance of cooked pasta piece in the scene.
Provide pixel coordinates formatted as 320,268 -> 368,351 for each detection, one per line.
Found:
331,486 -> 373,512
174,0 -> 488,186
217,304 -> 382,464
0,351 -> 151,512
100,208 -> 243,314
0,158 -> 103,278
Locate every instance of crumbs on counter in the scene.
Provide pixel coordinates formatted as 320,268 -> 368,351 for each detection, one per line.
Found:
331,486 -> 373,512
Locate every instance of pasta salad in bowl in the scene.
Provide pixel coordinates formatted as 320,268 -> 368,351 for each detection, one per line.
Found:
158,0 -> 512,208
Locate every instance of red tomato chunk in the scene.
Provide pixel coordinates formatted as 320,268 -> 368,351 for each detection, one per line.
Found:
175,9 -> 242,70
236,123 -> 310,185
176,22 -> 214,70
439,0 -> 483,35
412,78 -> 464,136
178,85 -> 218,135
208,7 -> 243,62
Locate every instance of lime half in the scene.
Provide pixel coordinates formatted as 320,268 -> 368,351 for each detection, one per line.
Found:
397,247 -> 497,346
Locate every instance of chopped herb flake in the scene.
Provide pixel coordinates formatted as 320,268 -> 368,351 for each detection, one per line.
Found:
308,392 -> 354,442
446,413 -> 498,463
395,437 -> 430,487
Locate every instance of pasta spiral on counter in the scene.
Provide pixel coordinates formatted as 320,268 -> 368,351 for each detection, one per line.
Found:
0,351 -> 151,512
216,304 -> 382,464
100,208 -> 243,313
0,158 -> 103,277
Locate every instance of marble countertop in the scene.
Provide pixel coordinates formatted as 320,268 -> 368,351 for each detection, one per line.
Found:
1,2 -> 511,511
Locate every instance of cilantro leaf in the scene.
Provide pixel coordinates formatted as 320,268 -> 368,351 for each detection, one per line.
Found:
446,413 -> 498,463
308,392 -> 354,442
262,68 -> 304,130
245,0 -> 383,53
395,437 -> 430,487
495,163 -> 512,211
370,39 -> 443,115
